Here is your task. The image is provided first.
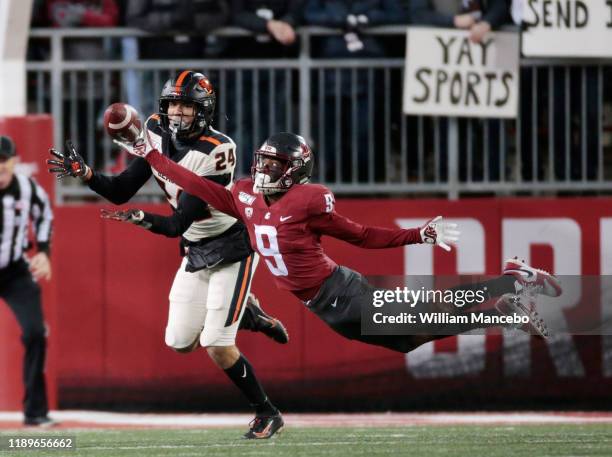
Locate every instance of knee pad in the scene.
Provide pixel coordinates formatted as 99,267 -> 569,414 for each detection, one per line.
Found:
165,330 -> 201,353
173,340 -> 200,353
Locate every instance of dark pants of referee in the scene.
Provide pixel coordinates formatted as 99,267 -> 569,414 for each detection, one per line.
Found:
0,260 -> 48,419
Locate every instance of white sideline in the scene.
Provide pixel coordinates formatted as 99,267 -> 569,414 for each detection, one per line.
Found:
2,411 -> 612,427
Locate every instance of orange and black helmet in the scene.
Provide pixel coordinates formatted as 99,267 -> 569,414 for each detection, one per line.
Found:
159,70 -> 216,139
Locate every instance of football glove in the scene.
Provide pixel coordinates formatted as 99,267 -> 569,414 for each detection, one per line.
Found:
419,216 -> 460,252
47,140 -> 90,179
112,115 -> 158,158
112,137 -> 150,158
100,208 -> 151,229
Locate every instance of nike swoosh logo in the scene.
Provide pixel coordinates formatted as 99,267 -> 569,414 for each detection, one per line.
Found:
506,268 -> 534,279
280,216 -> 293,222
331,297 -> 338,308
241,365 -> 247,378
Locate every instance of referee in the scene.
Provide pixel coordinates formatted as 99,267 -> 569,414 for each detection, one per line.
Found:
0,135 -> 55,427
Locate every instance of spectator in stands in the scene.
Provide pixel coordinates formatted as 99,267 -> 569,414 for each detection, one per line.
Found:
124,0 -> 230,127
303,0 -> 406,182
231,0 -> 303,51
126,0 -> 230,59
42,0 -> 119,60
225,1 -> 304,176
510,0 -> 598,181
409,1 -> 510,183
36,1 -> 120,172
409,0 -> 509,44
46,0 -> 119,28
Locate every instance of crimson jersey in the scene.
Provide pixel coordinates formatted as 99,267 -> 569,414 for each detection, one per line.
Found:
147,152 -> 422,300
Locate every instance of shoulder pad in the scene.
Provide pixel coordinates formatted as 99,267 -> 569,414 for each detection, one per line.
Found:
193,130 -> 233,155
198,129 -> 233,147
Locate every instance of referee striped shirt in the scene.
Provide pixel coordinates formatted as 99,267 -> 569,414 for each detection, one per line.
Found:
0,174 -> 53,270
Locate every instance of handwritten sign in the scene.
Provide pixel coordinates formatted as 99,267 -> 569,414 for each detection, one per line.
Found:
403,27 -> 520,119
521,0 -> 612,57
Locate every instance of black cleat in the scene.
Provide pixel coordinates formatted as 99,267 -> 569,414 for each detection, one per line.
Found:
243,412 -> 284,439
240,293 -> 289,344
24,416 -> 59,427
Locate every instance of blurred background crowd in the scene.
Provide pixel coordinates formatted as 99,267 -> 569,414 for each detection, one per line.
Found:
23,0 -> 612,197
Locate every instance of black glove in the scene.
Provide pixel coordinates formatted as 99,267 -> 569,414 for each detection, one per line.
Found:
100,208 -> 152,229
47,140 -> 89,179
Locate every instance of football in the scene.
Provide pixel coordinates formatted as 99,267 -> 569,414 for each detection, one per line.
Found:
103,102 -> 142,143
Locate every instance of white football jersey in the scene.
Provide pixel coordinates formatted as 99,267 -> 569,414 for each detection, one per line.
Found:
146,118 -> 238,242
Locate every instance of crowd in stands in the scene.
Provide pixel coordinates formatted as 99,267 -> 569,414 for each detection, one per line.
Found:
27,2 -> 605,186
30,1 -> 514,57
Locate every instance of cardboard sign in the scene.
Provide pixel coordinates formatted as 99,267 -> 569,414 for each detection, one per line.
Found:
403,27 -> 520,119
521,0 -> 612,57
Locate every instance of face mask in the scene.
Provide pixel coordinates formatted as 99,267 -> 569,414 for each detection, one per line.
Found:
168,113 -> 193,133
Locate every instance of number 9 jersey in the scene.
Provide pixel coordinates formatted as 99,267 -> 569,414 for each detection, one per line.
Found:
229,179 -> 421,301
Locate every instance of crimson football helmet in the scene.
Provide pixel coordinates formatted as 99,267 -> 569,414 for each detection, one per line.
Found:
251,133 -> 314,195
159,70 -> 215,139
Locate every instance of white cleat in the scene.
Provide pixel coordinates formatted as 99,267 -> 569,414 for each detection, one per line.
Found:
503,257 -> 563,298
495,293 -> 549,339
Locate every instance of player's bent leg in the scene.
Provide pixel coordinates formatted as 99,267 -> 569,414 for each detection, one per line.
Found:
165,258 -> 209,353
307,266 -> 520,353
239,293 -> 289,344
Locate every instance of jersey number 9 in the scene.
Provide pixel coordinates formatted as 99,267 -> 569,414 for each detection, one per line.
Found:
254,225 -> 289,277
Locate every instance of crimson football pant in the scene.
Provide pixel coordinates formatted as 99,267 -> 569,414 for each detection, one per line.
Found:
307,266 -> 516,354
0,260 -> 48,418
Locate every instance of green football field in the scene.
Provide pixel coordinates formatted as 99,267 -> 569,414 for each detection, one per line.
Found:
2,424 -> 612,457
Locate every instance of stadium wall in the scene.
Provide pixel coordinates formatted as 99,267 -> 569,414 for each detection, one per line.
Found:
50,198 -> 612,411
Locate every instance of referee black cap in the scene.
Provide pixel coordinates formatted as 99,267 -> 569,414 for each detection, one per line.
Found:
0,136 -> 16,159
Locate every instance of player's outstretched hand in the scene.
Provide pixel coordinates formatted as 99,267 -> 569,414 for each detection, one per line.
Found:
419,216 -> 460,252
100,208 -> 146,225
112,137 -> 150,158
112,114 -> 159,158
47,140 -> 89,179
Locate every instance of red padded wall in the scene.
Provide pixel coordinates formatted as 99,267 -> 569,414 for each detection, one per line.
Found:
50,198 -> 612,410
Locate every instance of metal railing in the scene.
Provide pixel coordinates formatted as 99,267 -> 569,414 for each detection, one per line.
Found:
26,27 -> 612,202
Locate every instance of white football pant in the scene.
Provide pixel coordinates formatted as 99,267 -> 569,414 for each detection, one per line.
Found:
165,253 -> 258,348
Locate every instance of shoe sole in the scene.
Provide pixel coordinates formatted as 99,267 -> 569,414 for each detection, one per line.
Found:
257,316 -> 290,344
495,294 -> 549,338
244,424 -> 284,440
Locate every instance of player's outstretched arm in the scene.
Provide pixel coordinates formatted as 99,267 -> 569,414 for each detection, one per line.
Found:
121,143 -> 241,221
310,211 -> 422,248
307,191 -> 460,250
100,192 -> 210,238
48,140 -> 152,205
